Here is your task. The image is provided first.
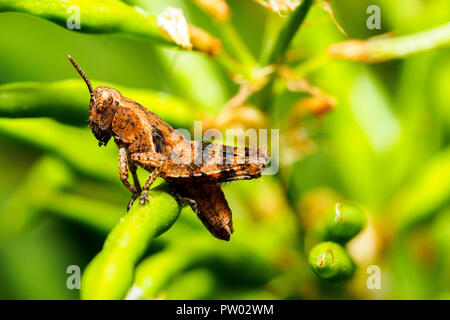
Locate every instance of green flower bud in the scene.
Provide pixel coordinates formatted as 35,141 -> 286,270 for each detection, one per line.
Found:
323,203 -> 366,243
309,241 -> 355,281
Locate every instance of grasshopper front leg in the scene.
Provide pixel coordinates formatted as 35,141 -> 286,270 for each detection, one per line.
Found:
128,153 -> 141,193
118,147 -> 141,211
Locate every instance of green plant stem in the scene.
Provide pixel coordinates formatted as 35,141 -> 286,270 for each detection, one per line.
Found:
259,0 -> 313,110
2,186 -> 124,237
81,184 -> 181,300
276,170 -> 306,254
260,2 -> 314,233
0,0 -> 173,45
0,80 -> 195,128
129,244 -> 200,299
329,22 -> 450,63
255,0 -> 314,248
129,236 -> 279,299
264,0 -> 313,65
163,268 -> 216,300
39,192 -> 124,233
368,22 -> 450,62
0,118 -> 118,183
218,19 -> 257,67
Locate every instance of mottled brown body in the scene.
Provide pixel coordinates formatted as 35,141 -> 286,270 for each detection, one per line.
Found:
68,56 -> 269,240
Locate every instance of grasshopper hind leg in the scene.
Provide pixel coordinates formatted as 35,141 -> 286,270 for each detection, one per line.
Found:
139,168 -> 161,206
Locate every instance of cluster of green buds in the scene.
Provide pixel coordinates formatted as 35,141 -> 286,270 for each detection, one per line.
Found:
308,203 -> 366,281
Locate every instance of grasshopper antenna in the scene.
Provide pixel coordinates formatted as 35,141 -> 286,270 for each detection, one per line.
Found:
67,55 -> 93,96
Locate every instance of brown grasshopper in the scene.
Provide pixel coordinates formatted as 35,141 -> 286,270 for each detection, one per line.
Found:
68,55 -> 269,240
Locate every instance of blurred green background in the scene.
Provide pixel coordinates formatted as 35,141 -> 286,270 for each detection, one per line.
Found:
0,0 -> 449,299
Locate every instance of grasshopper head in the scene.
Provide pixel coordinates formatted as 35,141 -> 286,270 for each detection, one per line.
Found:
67,55 -> 120,147
89,86 -> 121,146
